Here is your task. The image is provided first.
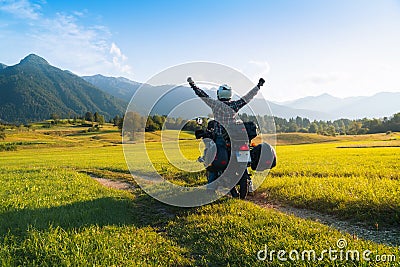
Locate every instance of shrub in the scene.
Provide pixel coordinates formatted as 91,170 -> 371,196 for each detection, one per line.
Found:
0,143 -> 17,151
0,125 -> 5,140
87,126 -> 100,132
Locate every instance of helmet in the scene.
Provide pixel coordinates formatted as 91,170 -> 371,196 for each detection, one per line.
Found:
217,84 -> 232,100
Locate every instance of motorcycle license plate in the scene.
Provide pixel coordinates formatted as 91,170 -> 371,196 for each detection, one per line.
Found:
236,151 -> 250,163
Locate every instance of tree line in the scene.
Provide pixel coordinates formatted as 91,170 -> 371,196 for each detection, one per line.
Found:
2,112 -> 398,140
117,111 -> 400,137
242,113 -> 400,136
49,111 -> 106,126
114,113 -> 201,135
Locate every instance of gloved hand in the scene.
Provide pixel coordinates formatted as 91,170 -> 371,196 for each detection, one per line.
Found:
187,77 -> 194,86
258,78 -> 265,87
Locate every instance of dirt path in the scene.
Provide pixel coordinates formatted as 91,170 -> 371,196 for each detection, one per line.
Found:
91,176 -> 136,191
247,193 -> 400,247
91,176 -> 400,247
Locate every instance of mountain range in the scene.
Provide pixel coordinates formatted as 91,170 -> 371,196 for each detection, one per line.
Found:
83,74 -> 399,121
282,92 -> 400,120
0,54 -> 125,123
0,54 -> 399,123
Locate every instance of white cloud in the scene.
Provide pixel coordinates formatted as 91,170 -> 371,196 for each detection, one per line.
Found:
303,72 -> 342,85
110,42 -> 132,74
73,10 -> 87,18
110,43 -> 122,57
0,0 -> 133,77
0,0 -> 41,20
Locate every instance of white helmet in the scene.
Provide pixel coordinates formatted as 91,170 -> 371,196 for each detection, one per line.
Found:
217,84 -> 232,100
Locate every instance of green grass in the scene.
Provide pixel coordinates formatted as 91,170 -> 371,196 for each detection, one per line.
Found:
0,125 -> 399,266
1,225 -> 190,267
268,132 -> 338,145
168,200 -> 399,266
257,141 -> 400,227
259,176 -> 400,225
0,167 -> 190,266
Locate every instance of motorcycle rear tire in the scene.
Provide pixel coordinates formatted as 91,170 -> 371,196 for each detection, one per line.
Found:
239,170 -> 249,199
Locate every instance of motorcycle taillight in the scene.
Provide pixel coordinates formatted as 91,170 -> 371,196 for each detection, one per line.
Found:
239,144 -> 249,151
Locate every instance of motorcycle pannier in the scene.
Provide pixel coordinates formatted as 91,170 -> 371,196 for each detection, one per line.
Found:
250,142 -> 276,171
209,135 -> 229,171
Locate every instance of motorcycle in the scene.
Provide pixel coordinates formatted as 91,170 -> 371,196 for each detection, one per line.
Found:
188,77 -> 276,198
195,118 -> 275,199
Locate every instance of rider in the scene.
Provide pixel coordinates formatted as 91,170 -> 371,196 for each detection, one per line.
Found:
187,77 -> 265,198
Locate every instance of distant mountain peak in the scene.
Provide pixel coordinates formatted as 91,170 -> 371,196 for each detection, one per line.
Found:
320,93 -> 335,97
19,54 -> 49,65
91,74 -> 106,78
305,93 -> 338,100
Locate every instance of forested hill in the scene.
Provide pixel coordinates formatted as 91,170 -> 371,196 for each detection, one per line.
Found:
0,54 -> 126,123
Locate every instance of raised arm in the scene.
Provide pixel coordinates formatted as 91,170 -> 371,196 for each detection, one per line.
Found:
234,78 -> 265,111
187,77 -> 218,108
187,77 -> 209,98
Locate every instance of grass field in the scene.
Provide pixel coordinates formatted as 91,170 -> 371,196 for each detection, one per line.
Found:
1,124 -> 399,266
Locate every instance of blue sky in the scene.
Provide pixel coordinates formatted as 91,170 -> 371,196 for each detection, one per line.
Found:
1,0 -> 399,101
